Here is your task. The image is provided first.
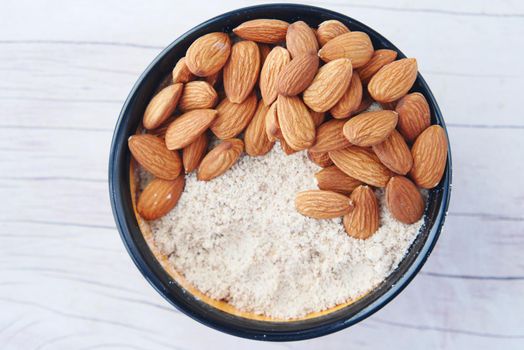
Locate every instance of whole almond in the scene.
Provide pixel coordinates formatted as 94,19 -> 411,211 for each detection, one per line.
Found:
277,95 -> 316,151
265,102 -> 281,142
172,57 -> 195,84
318,32 -> 374,68
286,21 -> 319,58
260,47 -> 291,105
315,166 -> 362,194
165,109 -> 217,150
343,110 -> 398,146
245,100 -> 274,156
137,176 -> 185,220
343,185 -> 379,239
295,190 -> 354,219
309,119 -> 351,153
197,139 -> 244,181
258,44 -> 272,66
303,58 -> 353,112
186,32 -> 231,77
329,147 -> 392,187
178,81 -> 218,112
223,41 -> 260,103
372,129 -> 413,175
386,176 -> 425,224
143,84 -> 183,130
182,133 -> 208,173
330,71 -> 363,118
368,58 -> 418,103
410,125 -> 448,189
316,20 -> 350,46
395,92 -> 431,143
233,19 -> 289,44
307,150 -> 333,167
211,93 -> 257,139
277,53 -> 319,96
357,49 -> 397,84
310,110 -> 325,127
128,134 -> 182,180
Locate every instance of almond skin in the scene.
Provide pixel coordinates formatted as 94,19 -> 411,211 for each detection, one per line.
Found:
277,53 -> 319,97
182,133 -> 208,173
178,81 -> 218,112
309,119 -> 351,153
307,150 -> 333,167
318,32 -> 374,68
410,125 -> 448,189
330,71 -> 363,119
286,21 -> 319,58
143,84 -> 183,130
310,110 -> 325,127
128,134 -> 182,180
137,176 -> 185,220
368,58 -> 418,103
357,49 -> 397,85
197,139 -> 244,181
277,95 -> 316,151
295,190 -> 354,219
372,129 -> 413,175
386,176 -> 425,224
329,147 -> 392,187
343,110 -> 398,147
186,32 -> 231,77
315,166 -> 362,194
265,102 -> 281,142
395,92 -> 431,143
260,47 -> 291,105
211,93 -> 258,139
165,109 -> 217,150
233,19 -> 289,44
245,100 -> 274,156
303,58 -> 353,112
316,20 -> 350,46
172,57 -> 195,84
343,185 -> 379,239
223,41 -> 260,104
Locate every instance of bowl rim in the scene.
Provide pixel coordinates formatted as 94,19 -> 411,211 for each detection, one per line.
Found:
109,3 -> 452,341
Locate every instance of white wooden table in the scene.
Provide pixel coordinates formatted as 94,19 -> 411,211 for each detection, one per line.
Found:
1,0 -> 523,349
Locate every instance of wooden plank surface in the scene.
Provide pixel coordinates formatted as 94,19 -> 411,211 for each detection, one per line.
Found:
1,0 -> 523,349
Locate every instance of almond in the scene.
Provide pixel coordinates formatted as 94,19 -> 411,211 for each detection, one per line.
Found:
205,70 -> 222,87
258,44 -> 272,66
211,93 -> 257,139
310,110 -> 325,127
386,176 -> 425,224
330,71 -> 363,119
128,134 -> 182,180
143,84 -> 183,130
307,150 -> 333,167
182,133 -> 208,173
318,32 -> 374,68
172,57 -> 195,84
329,147 -> 392,187
309,119 -> 351,153
280,139 -> 298,155
265,102 -> 281,142
165,109 -> 217,150
316,20 -> 350,46
260,47 -> 291,105
295,190 -> 354,219
379,100 -> 398,110
395,92 -> 431,143
277,53 -> 319,96
372,129 -> 413,175
245,100 -> 274,156
233,19 -> 289,44
357,49 -> 397,84
137,176 -> 185,220
286,21 -> 319,58
368,58 -> 418,103
197,138 -> 244,181
178,81 -> 218,112
343,185 -> 379,239
354,90 -> 373,114
343,110 -> 398,147
186,32 -> 231,77
303,58 -> 353,112
277,95 -> 316,151
223,41 -> 260,103
409,125 -> 448,189
315,166 -> 362,194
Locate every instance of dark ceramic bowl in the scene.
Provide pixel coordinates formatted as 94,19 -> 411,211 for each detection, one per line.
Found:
109,3 -> 452,341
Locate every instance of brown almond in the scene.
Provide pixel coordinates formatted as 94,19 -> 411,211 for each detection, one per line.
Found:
318,32 -> 374,68
316,20 -> 350,46
386,176 -> 425,224
186,32 -> 231,77
165,109 -> 217,150
307,150 -> 333,167
343,110 -> 398,147
182,133 -> 208,173
260,47 -> 291,105
329,147 -> 392,187
357,49 -> 398,84
286,21 -> 319,58
265,102 -> 281,142
143,84 -> 183,130
343,185 -> 379,239
172,57 -> 195,84
330,72 -> 363,119
280,138 -> 298,155
233,19 -> 289,44
245,101 -> 274,156
277,95 -> 316,151
223,41 -> 260,103
277,53 -> 319,96
368,58 -> 418,103
395,92 -> 431,143
310,110 -> 325,127
197,139 -> 244,181
137,176 -> 185,220
295,190 -> 354,219
409,125 -> 448,189
211,93 -> 258,139
128,134 -> 182,180
309,119 -> 351,153
372,129 -> 413,175
315,166 -> 362,194
178,81 -> 218,112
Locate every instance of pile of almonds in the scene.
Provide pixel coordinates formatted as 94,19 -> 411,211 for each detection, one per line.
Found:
128,18 -> 448,240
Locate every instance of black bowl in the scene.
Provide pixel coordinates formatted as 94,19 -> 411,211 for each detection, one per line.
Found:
109,3 -> 452,341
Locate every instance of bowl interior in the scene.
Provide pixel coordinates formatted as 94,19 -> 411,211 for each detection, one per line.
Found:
109,3 -> 451,341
